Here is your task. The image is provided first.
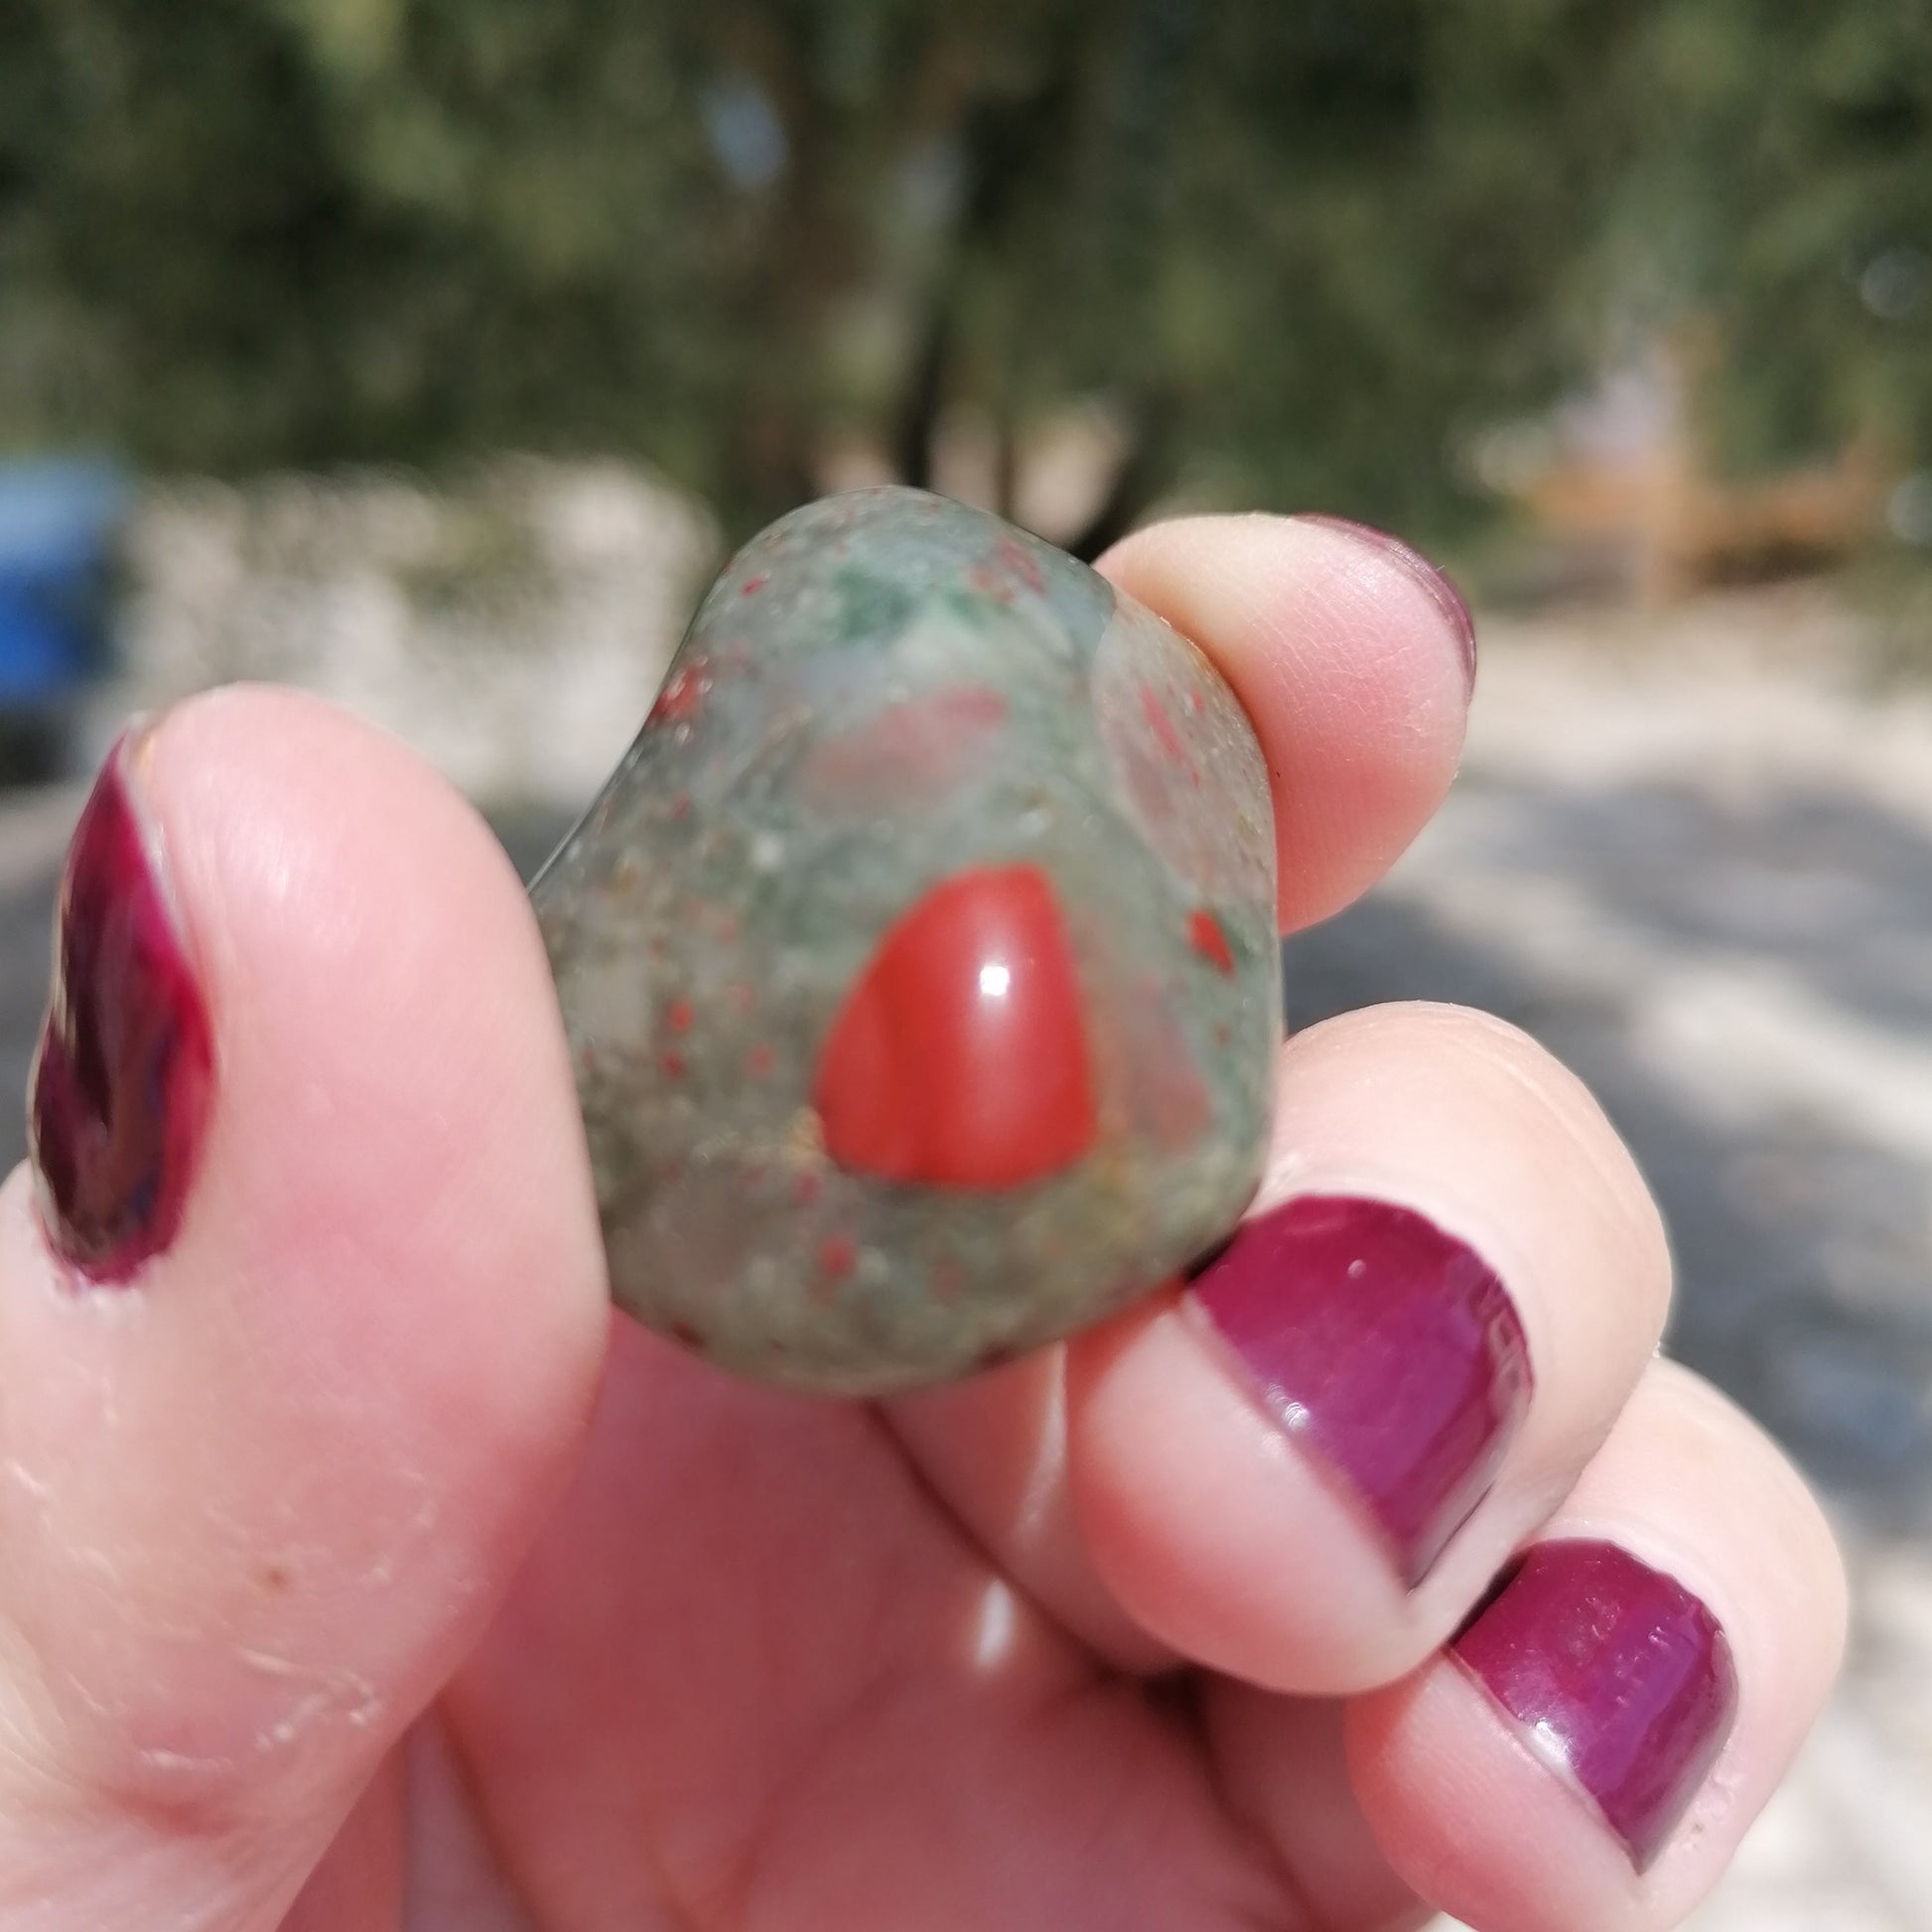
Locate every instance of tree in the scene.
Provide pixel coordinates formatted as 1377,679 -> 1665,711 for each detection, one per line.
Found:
1629,0 -> 1932,482
5,0 -> 1923,552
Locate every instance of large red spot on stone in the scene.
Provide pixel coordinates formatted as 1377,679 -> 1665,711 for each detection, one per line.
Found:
814,864 -> 1097,1188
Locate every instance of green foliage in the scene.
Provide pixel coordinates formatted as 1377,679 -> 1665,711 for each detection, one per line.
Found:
1,0 -> 1926,542
1639,0 -> 1932,477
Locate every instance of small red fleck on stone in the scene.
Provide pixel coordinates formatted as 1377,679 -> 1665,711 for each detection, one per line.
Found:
667,999 -> 695,1034
1189,909 -> 1235,974
741,574 -> 767,596
747,1042 -> 775,1077
1142,684 -> 1189,761
1119,985 -> 1214,1152
648,660 -> 711,726
937,687 -> 1009,730
818,1233 -> 857,1280
792,1170 -> 823,1206
660,1048 -> 688,1079
814,863 -> 1097,1188
1187,689 -> 1205,714
800,685 -> 1009,806
995,534 -> 1047,594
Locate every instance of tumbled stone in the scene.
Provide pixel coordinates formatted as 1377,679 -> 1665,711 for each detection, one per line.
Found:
531,485 -> 1280,1393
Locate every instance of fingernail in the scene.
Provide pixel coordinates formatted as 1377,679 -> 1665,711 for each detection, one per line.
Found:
1186,1194 -> 1531,1585
1451,1540 -> 1738,1871
1299,514 -> 1477,690
29,725 -> 213,1282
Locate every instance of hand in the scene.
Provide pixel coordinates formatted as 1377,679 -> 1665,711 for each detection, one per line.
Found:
8,514 -> 1843,1931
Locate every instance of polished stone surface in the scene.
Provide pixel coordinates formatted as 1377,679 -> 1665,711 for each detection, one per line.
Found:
532,486 -> 1280,1391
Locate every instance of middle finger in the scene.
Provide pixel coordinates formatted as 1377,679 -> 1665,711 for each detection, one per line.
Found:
1068,999 -> 1671,1692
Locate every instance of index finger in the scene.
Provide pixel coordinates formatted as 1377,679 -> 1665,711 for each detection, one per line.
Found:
1099,512 -> 1476,932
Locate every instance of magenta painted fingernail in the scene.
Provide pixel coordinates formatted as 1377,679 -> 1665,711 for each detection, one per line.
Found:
1187,1194 -> 1531,1585
28,726 -> 213,1281
1299,514 -> 1477,689
1451,1540 -> 1738,1870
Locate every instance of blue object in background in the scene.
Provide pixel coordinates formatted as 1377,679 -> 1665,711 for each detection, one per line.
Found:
0,460 -> 131,710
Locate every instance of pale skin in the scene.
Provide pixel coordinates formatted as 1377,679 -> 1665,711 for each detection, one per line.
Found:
0,515 -> 1844,1930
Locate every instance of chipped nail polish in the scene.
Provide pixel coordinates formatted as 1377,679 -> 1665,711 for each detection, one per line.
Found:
29,728 -> 213,1280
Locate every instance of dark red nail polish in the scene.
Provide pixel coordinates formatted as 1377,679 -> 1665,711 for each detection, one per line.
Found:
1187,1194 -> 1531,1585
29,728 -> 212,1281
1451,1540 -> 1738,1871
1300,514 -> 1477,690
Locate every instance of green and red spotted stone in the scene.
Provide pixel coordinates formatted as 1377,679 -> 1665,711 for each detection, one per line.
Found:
531,486 -> 1280,1393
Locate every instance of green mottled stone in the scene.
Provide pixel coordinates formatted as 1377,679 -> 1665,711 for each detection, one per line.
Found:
532,486 -> 1279,1393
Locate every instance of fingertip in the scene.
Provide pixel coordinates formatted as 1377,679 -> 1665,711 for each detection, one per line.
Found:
1293,514 -> 1477,693
1063,1001 -> 1677,1699
1344,1363 -> 1846,1932
1097,513 -> 1472,929
1065,1294 -> 1422,1694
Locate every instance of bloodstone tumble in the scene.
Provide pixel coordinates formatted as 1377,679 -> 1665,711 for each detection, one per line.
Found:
532,486 -> 1280,1393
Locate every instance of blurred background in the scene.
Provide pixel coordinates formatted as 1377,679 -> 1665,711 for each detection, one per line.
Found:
3,2 -> 1932,1923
